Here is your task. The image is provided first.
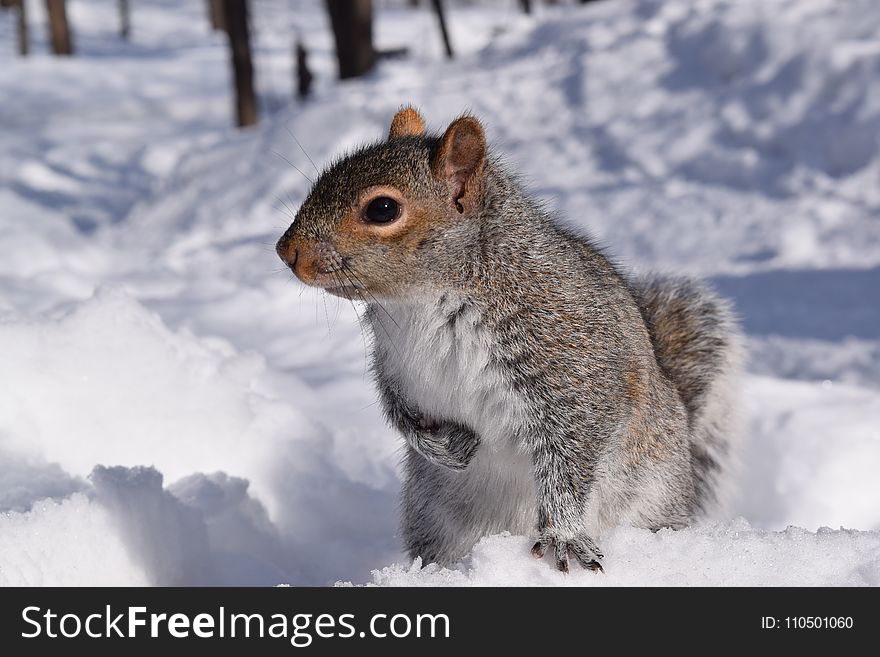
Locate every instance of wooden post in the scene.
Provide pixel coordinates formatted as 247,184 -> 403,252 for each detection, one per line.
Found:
119,0 -> 130,39
222,0 -> 258,127
325,0 -> 375,80
45,0 -> 73,55
430,0 -> 453,59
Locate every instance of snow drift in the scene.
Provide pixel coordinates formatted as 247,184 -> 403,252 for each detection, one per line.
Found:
0,289 -> 403,585
365,525 -> 880,587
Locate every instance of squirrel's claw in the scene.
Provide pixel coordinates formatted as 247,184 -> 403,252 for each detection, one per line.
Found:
569,539 -> 604,572
530,540 -> 547,559
555,545 -> 570,574
531,532 -> 604,574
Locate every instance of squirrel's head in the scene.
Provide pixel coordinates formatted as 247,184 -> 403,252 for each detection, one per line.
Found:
276,107 -> 487,301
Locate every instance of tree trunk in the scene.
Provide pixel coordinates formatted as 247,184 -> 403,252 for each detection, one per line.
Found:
207,0 -> 225,31
222,0 -> 258,127
45,0 -> 73,55
326,0 -> 375,80
430,0 -> 453,59
519,0 -> 532,14
15,0 -> 29,56
295,42 -> 313,101
119,0 -> 130,39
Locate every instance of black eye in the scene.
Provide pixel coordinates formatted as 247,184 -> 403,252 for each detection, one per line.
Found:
364,196 -> 400,224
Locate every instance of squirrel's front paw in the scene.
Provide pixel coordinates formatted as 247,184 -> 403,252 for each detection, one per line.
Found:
409,418 -> 480,471
531,529 -> 604,574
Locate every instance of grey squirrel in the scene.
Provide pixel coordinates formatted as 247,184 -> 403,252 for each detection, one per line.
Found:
276,107 -> 742,573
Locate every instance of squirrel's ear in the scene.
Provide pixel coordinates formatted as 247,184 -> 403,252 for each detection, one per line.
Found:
431,116 -> 487,215
389,106 -> 426,139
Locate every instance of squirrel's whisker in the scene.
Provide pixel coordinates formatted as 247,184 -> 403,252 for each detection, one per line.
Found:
345,268 -> 401,331
330,271 -> 344,325
273,195 -> 297,221
272,149 -> 313,184
341,267 -> 404,362
320,286 -> 333,337
285,126 -> 320,175
336,268 -> 371,375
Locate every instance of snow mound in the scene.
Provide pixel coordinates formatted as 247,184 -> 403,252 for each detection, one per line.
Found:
364,524 -> 880,587
0,495 -> 148,586
737,377 -> 880,532
0,289 -> 402,585
0,285 -> 310,490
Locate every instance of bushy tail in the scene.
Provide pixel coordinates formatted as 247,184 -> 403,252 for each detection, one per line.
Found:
632,276 -> 744,515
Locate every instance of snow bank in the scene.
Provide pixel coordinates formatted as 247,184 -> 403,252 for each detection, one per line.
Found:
0,290 -> 402,585
0,286 -> 308,489
737,377 -> 880,532
0,495 -> 148,586
2,291 -> 874,586
364,524 -> 880,587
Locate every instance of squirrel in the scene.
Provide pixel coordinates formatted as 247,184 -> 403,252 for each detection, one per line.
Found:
276,107 -> 742,573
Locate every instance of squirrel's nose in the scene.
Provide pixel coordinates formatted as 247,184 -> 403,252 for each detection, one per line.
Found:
276,237 -> 298,271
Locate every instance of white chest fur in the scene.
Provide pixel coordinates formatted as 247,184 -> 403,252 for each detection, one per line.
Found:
372,295 -> 526,451
370,294 -> 537,538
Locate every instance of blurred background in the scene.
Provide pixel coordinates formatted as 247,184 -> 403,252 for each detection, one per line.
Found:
0,0 -> 878,586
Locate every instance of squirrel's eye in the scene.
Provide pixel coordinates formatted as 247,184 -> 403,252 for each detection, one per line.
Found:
364,196 -> 400,224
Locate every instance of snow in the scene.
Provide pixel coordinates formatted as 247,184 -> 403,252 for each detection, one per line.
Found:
0,288 -> 400,585
0,495 -> 149,586
364,525 -> 880,587
1,0 -> 878,586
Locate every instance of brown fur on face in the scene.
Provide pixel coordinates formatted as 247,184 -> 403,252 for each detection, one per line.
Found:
331,186 -> 453,297
280,178 -> 457,299
277,110 -> 489,301
277,234 -> 341,287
